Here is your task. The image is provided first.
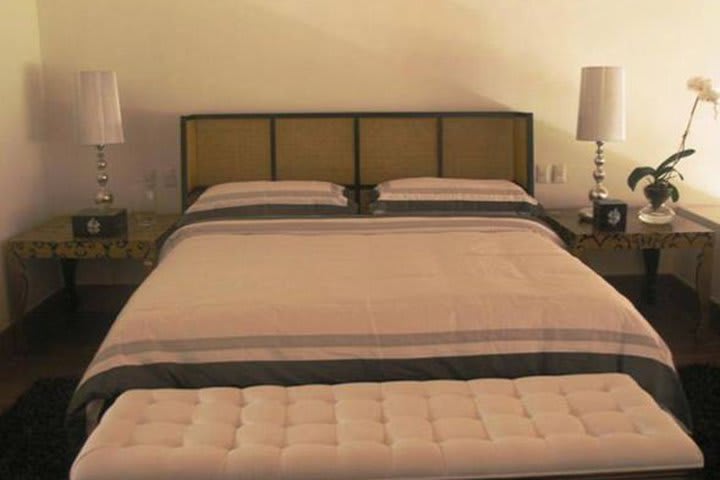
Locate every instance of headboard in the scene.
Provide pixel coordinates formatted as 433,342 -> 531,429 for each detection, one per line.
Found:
180,111 -> 534,211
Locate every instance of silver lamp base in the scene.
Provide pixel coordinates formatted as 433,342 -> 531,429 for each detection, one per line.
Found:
579,141 -> 610,222
94,144 -> 114,209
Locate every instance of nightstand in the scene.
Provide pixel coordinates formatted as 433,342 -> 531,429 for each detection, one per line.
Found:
542,208 -> 714,336
6,214 -> 180,327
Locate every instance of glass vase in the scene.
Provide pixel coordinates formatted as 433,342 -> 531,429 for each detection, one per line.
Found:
638,183 -> 675,225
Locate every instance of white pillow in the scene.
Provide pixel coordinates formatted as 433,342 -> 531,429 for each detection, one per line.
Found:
187,180 -> 349,213
204,180 -> 344,196
376,177 -> 538,205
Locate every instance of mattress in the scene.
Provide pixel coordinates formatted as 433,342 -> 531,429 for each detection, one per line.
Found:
67,216 -> 689,431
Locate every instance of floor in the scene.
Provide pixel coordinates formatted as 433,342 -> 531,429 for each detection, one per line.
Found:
606,275 -> 720,366
1,276 -> 719,414
0,285 -> 133,413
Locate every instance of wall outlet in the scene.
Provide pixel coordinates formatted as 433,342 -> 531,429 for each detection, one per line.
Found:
551,163 -> 567,184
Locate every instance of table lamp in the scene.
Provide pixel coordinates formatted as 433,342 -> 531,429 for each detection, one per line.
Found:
576,66 -> 626,220
72,71 -> 128,237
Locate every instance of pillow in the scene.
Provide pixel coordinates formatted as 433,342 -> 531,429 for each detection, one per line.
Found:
186,180 -> 350,214
376,177 -> 537,203
371,177 -> 539,216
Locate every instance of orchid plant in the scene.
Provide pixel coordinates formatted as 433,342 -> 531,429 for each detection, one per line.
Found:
627,76 -> 719,202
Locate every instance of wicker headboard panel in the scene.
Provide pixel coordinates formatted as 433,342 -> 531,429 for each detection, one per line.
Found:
181,112 -> 534,211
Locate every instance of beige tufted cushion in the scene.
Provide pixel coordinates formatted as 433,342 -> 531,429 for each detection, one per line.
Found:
71,373 -> 702,480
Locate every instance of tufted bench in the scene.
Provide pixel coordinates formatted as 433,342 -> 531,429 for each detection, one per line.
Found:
71,373 -> 703,480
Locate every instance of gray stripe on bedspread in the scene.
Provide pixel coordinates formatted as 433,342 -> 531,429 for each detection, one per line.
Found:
176,217 -> 550,235
370,200 -> 540,216
92,327 -> 662,364
66,352 -> 692,442
162,217 -> 560,255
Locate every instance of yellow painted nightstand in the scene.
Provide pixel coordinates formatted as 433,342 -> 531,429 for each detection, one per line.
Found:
542,208 -> 714,337
6,214 -> 180,332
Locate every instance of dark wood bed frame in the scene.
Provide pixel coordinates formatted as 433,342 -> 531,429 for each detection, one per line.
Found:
180,111 -> 534,212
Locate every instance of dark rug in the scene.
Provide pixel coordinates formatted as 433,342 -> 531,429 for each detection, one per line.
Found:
0,377 -> 81,480
680,365 -> 720,479
0,367 -> 718,480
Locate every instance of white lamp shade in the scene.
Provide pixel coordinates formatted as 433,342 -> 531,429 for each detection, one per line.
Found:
576,66 -> 626,142
76,71 -> 124,145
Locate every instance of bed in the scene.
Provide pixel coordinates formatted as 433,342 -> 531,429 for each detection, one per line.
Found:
67,112 -> 690,442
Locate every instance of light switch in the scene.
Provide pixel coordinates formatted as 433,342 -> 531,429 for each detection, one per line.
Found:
535,164 -> 551,184
551,164 -> 567,184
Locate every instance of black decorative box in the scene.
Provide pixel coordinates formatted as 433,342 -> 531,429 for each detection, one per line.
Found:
593,199 -> 627,232
72,208 -> 128,238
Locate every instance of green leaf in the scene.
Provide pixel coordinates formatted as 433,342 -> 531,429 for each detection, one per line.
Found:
627,167 -> 656,190
668,183 -> 680,202
656,148 -> 696,172
656,165 -> 680,179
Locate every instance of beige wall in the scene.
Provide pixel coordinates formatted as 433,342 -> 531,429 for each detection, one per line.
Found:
34,0 -> 720,216
0,1 -> 51,330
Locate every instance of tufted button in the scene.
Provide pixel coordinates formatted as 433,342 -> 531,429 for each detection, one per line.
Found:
522,392 -> 570,416
581,411 -> 637,436
287,400 -> 334,425
236,423 -> 285,448
483,413 -> 537,439
337,420 -> 385,444
429,394 -> 476,420
386,417 -> 433,443
433,417 -> 488,441
335,399 -> 382,422
192,403 -> 243,426
142,401 -> 194,424
242,400 -> 286,425
532,412 -> 586,436
475,394 -> 525,416
183,423 -> 235,449
288,384 -> 335,402
382,395 -> 428,419
567,391 -> 620,415
286,424 -> 337,445
333,383 -> 382,401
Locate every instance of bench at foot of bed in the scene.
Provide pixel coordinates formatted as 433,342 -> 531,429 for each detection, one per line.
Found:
70,373 -> 702,480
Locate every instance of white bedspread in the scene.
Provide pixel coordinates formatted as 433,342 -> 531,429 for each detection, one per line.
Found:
82,216 -> 673,381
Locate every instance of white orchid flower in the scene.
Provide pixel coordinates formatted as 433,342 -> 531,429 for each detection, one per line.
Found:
629,77 -> 719,200
687,76 -> 712,93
